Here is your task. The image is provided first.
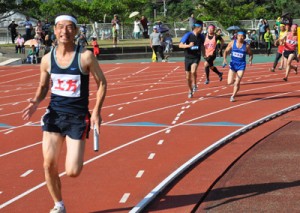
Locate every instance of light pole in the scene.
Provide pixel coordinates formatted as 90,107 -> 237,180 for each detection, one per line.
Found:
163,0 -> 166,17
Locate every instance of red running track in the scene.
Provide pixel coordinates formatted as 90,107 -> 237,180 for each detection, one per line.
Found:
0,61 -> 299,212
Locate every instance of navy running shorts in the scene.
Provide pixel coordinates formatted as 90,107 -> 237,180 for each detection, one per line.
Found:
205,54 -> 216,67
229,61 -> 246,72
283,50 -> 297,60
185,57 -> 200,72
41,108 -> 91,140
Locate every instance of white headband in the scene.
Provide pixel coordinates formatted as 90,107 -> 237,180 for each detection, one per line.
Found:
55,15 -> 77,25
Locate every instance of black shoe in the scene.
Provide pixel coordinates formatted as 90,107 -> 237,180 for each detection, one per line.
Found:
219,72 -> 223,81
283,77 -> 287,81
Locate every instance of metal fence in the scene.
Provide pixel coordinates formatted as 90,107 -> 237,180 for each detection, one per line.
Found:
1,19 -> 300,44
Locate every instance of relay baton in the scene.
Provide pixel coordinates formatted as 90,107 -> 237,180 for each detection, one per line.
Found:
93,125 -> 99,152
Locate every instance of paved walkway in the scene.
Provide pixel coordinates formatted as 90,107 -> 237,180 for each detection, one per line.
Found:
196,116 -> 300,212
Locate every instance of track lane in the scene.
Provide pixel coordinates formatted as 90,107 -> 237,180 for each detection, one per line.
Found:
1,61 -> 299,212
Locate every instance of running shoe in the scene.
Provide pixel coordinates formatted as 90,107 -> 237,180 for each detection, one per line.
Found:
270,68 -> 275,72
193,85 -> 198,92
162,60 -> 166,62
188,92 -> 193,98
283,77 -> 287,81
230,96 -> 235,102
219,72 -> 223,81
278,67 -> 283,70
50,206 -> 66,213
204,79 -> 210,84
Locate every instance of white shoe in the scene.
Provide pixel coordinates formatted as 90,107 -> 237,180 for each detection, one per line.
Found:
50,206 -> 66,213
230,96 -> 235,102
162,59 -> 166,62
193,85 -> 198,92
188,92 -> 193,98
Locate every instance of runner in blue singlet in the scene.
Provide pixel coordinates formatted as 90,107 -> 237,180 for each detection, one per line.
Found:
223,31 -> 253,102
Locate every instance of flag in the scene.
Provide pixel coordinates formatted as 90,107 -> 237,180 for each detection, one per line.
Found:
152,50 -> 157,62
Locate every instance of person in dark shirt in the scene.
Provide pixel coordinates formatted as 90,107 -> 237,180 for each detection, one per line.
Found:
179,20 -> 205,98
8,20 -> 18,44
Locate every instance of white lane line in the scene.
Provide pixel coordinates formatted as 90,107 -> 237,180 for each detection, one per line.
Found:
118,107 -> 123,110
174,116 -> 180,121
104,67 -> 120,74
12,102 -> 19,106
165,129 -> 171,134
136,170 -> 144,178
133,97 -> 138,100
148,153 -> 155,160
206,93 -> 212,96
172,121 -> 177,124
0,142 -> 42,158
20,170 -> 33,177
139,93 -> 144,95
157,140 -> 164,145
119,193 -> 130,203
4,130 -> 13,135
214,90 -> 219,93
108,113 -> 114,117
1,91 -> 298,209
0,191 -> 2,194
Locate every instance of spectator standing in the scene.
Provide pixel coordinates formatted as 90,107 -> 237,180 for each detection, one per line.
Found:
24,16 -> 33,41
112,23 -> 118,47
42,18 -> 51,36
43,34 -> 52,55
163,32 -> 173,53
91,37 -> 100,57
15,34 -> 25,54
133,17 -> 142,39
251,30 -> 258,49
35,20 -> 43,40
273,24 -> 279,39
184,14 -> 196,31
8,20 -> 18,44
150,26 -> 166,62
257,19 -> 266,48
77,33 -> 88,47
216,29 -> 224,57
80,23 -> 87,35
140,15 -> 149,38
111,14 -> 121,37
264,27 -> 273,56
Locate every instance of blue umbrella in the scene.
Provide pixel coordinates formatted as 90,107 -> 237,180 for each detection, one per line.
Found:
227,26 -> 240,31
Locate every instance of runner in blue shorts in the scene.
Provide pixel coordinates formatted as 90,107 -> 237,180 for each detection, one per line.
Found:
22,13 -> 107,213
179,20 -> 205,98
223,31 -> 253,102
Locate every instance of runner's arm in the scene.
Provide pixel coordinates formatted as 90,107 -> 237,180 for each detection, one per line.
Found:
22,54 -> 51,120
82,49 -> 107,133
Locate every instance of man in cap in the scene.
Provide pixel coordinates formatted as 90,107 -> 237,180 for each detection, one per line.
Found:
150,25 -> 166,62
22,13 -> 107,213
179,20 -> 205,98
